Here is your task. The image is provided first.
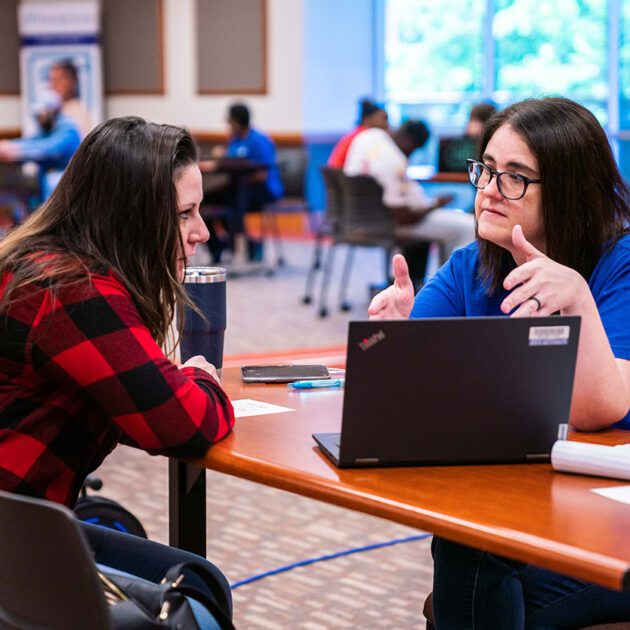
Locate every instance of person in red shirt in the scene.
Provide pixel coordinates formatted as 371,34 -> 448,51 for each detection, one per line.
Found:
327,98 -> 389,169
0,116 -> 235,621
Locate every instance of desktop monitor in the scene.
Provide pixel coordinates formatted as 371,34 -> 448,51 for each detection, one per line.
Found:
437,136 -> 478,173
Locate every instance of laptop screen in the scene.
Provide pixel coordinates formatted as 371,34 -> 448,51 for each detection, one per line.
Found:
331,317 -> 580,467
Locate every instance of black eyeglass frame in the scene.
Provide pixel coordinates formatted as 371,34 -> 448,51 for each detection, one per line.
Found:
466,159 -> 541,201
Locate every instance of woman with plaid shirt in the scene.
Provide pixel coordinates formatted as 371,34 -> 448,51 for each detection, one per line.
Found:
0,117 -> 236,623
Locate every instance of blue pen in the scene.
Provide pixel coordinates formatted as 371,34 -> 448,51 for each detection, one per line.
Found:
289,378 -> 345,390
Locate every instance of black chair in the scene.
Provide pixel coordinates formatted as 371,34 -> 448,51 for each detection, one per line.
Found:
0,489 -> 112,629
262,149 -> 309,269
0,162 -> 39,227
315,173 -> 431,318
302,166 -> 345,310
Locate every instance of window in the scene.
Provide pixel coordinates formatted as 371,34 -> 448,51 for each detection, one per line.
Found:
385,0 -> 485,101
384,0 -> 625,170
385,0 -> 485,132
619,0 -> 630,176
494,0 -> 608,121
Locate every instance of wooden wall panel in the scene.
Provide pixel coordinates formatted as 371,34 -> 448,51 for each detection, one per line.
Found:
196,0 -> 267,94
102,0 -> 164,94
0,0 -> 20,95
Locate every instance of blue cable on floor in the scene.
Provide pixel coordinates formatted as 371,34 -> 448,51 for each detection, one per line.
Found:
230,532 -> 432,589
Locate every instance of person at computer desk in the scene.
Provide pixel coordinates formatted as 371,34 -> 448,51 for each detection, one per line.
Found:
465,102 -> 497,138
0,90 -> 81,203
200,102 -> 283,262
327,97 -> 389,169
368,96 -> 630,628
0,116 -> 235,624
344,118 -> 475,274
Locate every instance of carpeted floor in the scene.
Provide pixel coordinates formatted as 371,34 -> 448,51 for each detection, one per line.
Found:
93,237 -> 434,629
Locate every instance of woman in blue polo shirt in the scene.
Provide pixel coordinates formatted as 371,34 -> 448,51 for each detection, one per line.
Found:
369,96 -> 630,627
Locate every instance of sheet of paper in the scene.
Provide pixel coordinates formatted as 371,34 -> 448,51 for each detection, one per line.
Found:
551,441 -> 630,481
232,398 -> 294,418
591,486 -> 630,505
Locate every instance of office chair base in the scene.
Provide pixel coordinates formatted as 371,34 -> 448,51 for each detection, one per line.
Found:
318,307 -> 329,318
340,302 -> 351,312
302,296 -> 312,305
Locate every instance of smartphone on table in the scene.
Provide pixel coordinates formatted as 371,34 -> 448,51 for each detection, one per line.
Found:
241,364 -> 330,383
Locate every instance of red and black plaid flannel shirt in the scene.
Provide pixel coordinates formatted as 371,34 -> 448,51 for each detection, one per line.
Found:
0,268 -> 235,507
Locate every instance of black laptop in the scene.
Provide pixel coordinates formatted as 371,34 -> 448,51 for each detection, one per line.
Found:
313,317 -> 580,468
437,136 -> 478,173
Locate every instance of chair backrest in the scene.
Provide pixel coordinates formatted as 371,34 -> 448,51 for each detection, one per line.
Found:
0,490 -> 112,630
276,147 -> 308,197
320,166 -> 345,229
337,173 -> 395,246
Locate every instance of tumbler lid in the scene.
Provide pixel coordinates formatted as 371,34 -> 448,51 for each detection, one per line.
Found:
184,267 -> 226,283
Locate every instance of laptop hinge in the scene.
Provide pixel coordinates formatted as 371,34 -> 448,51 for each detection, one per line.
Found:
557,423 -> 569,440
354,458 -> 379,465
526,453 -> 550,462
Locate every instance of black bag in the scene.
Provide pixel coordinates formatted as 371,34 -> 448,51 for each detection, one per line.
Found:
99,560 -> 235,630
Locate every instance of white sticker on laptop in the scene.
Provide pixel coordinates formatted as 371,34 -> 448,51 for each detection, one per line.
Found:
528,325 -> 570,346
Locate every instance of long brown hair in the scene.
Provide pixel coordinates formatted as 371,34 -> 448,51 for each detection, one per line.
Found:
0,116 -> 197,347
477,97 -> 630,293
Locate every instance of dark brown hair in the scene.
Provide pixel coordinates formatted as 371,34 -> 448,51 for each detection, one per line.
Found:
469,102 -> 497,124
477,97 -> 630,293
0,116 -> 198,348
228,102 -> 250,128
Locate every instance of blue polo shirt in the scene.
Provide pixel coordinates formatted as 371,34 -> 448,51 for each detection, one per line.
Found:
227,127 -> 284,200
10,113 -> 81,202
12,113 -> 81,173
411,236 -> 630,428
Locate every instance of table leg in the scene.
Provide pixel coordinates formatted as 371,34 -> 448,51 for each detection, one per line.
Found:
168,459 -> 207,557
229,173 -> 247,250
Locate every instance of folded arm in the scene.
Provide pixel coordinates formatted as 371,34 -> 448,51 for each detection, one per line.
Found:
31,273 -> 235,457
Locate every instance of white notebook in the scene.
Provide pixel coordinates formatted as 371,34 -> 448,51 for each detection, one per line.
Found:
551,441 -> 630,481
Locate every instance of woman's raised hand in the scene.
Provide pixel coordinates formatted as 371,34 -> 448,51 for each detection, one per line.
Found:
368,254 -> 415,320
501,225 -> 590,317
181,355 -> 221,383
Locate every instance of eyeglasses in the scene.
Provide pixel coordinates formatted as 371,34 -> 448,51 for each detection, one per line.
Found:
466,159 -> 541,201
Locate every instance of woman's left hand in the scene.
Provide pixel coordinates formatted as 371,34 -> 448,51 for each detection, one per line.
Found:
501,224 -> 591,317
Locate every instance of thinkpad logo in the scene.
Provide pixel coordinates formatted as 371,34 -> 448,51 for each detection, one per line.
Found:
359,330 -> 386,351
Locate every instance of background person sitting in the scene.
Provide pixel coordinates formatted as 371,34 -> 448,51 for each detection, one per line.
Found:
344,118 -> 475,281
0,90 -> 81,204
465,101 -> 497,138
327,97 -> 389,169
200,102 -> 283,262
48,58 -> 94,139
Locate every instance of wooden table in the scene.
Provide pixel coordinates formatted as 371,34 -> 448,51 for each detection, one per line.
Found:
199,158 -> 272,274
427,172 -> 469,184
172,366 -> 630,591
406,167 -> 470,184
199,158 -> 269,239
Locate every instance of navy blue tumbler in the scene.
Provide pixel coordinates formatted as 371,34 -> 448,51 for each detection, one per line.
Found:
181,267 -> 227,374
